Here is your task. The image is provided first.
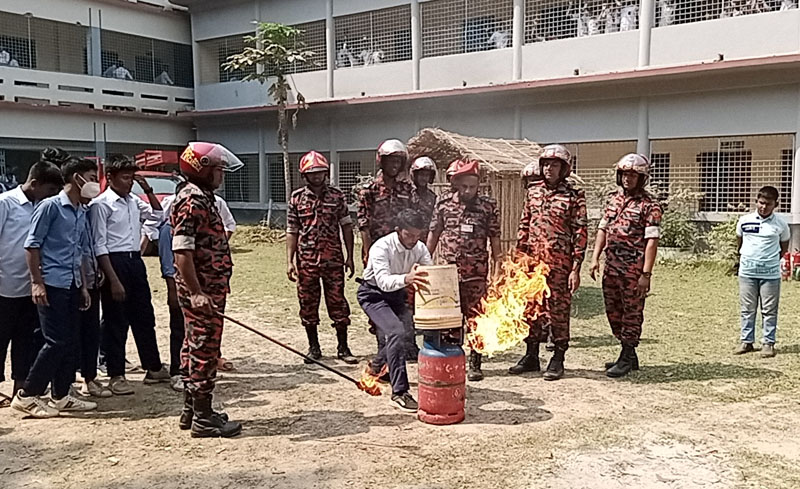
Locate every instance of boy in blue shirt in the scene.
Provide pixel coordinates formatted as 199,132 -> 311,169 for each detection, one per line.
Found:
735,186 -> 790,358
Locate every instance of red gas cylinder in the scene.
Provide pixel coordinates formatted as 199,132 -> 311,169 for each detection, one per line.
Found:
417,334 -> 465,425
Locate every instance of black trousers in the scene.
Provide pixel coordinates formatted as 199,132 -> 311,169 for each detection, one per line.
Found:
0,296 -> 40,385
168,303 -> 184,377
76,288 -> 101,382
101,252 -> 162,378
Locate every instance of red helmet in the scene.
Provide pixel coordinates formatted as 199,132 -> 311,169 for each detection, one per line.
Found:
179,142 -> 243,186
376,139 -> 408,168
445,160 -> 459,181
299,151 -> 330,174
451,159 -> 480,178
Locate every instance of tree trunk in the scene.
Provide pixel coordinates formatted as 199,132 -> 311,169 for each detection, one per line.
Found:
278,101 -> 290,204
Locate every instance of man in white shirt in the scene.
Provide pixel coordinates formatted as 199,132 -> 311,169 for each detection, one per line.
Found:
112,61 -> 133,81
89,155 -> 169,395
0,160 -> 62,403
357,209 -> 431,413
154,65 -> 174,85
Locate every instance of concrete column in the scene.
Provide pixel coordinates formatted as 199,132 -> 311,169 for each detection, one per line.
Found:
512,0 -> 524,81
637,0 -> 655,68
88,8 -> 102,76
255,1 -> 264,76
94,122 -> 107,160
411,0 -> 421,91
329,118 -> 339,186
259,124 -> 267,203
326,0 -> 334,98
790,86 -> 800,248
189,10 -> 201,89
513,106 -> 522,139
637,98 -> 649,155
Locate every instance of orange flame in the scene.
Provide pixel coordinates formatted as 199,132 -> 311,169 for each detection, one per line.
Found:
466,254 -> 550,356
356,364 -> 388,397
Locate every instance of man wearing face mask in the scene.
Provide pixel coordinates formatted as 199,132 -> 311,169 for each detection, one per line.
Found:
427,160 -> 501,382
513,144 -> 588,381
11,156 -> 99,417
286,151 -> 357,365
589,154 -> 661,378
172,142 -> 244,438
358,209 -> 432,413
90,154 -> 168,396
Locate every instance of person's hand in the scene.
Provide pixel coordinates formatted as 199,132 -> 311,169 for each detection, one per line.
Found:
133,174 -> 153,193
568,270 -> 581,295
589,259 -> 600,281
110,280 -> 126,302
167,286 -> 179,310
32,282 -> 49,306
361,247 -> 369,267
404,264 -> 430,291
189,292 -> 216,316
345,256 -> 355,279
637,274 -> 651,298
287,261 -> 298,282
97,269 -> 106,288
80,287 -> 91,311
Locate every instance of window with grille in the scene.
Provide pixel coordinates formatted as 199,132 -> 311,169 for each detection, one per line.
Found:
197,34 -> 256,85
525,0 -> 640,43
421,0 -> 513,59
0,11 -> 89,74
339,160 -> 362,204
698,149 -> 752,212
650,152 -> 671,199
265,20 -> 328,76
222,154 -> 259,203
779,149 -> 793,213
334,5 -> 411,69
100,30 -> 193,87
654,0 -> 791,29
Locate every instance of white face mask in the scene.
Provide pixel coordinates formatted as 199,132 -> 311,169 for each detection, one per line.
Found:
77,174 -> 101,199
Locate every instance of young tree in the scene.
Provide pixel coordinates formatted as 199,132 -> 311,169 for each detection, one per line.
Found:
223,22 -> 314,204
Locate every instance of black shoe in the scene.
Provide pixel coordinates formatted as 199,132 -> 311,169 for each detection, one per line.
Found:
605,346 -> 639,371
607,344 -> 636,378
391,392 -> 418,413
335,328 -> 358,364
542,349 -> 565,381
179,389 -> 230,430
303,324 -> 322,365
509,341 -> 540,375
468,351 -> 484,381
190,395 -> 242,438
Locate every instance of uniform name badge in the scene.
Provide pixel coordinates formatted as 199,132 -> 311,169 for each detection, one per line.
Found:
460,224 -> 474,233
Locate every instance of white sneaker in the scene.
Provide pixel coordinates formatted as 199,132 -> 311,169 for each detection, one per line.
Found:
11,392 -> 59,418
50,394 -> 97,412
170,375 -> 184,392
109,376 -> 135,396
80,380 -> 112,398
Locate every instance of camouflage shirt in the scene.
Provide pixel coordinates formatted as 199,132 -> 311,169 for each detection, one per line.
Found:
430,192 -> 500,282
171,183 -> 232,297
598,189 -> 662,276
357,175 -> 413,243
287,185 -> 353,267
516,180 -> 588,271
412,185 -> 437,240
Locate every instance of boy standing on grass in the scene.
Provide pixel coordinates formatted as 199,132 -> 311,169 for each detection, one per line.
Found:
734,186 -> 789,358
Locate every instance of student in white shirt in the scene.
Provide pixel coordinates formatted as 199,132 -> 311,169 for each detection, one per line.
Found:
357,209 -> 431,413
0,159 -> 63,404
112,61 -> 133,81
89,155 -> 169,396
154,65 -> 174,85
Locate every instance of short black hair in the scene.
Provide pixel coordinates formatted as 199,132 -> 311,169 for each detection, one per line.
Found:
104,154 -> 137,175
396,209 -> 426,231
40,147 -> 71,166
27,161 -> 63,187
758,186 -> 779,202
62,157 -> 97,183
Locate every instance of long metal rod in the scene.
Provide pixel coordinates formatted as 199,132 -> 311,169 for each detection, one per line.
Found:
219,314 -> 360,386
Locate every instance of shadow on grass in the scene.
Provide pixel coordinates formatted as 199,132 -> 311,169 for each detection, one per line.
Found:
776,344 -> 800,355
625,362 -> 783,384
571,286 -> 605,320
466,386 -> 553,425
570,335 -> 659,349
230,246 -> 253,254
0,427 -> 13,437
238,410 -> 416,440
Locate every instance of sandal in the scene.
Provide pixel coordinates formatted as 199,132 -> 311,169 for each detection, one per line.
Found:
217,357 -> 235,372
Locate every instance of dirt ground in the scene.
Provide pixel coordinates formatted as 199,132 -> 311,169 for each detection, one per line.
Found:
2,241 -> 800,489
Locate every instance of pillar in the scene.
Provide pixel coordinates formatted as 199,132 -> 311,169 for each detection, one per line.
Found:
637,98 -> 649,155
411,0 -> 421,91
259,125 -> 268,203
326,0 -> 334,98
637,0 -> 654,68
512,0 -> 524,81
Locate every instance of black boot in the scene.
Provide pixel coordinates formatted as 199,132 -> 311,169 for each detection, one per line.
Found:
468,351 -> 484,381
605,344 -> 639,371
508,340 -> 541,374
336,327 -> 358,364
304,324 -> 322,364
542,347 -> 566,381
179,389 -> 229,430
606,344 -> 636,378
190,394 -> 242,438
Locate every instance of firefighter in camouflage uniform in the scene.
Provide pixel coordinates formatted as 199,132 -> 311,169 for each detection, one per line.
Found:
512,144 -> 588,381
172,142 -> 243,438
589,153 -> 661,378
410,156 -> 438,242
287,151 -> 357,365
427,160 -> 501,382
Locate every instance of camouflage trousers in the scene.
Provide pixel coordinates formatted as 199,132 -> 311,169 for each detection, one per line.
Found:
527,264 -> 571,350
602,272 -> 645,346
297,265 -> 351,330
460,279 -> 487,320
180,294 -> 226,396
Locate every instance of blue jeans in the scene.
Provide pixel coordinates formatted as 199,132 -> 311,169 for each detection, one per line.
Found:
739,276 -> 780,345
357,283 -> 414,396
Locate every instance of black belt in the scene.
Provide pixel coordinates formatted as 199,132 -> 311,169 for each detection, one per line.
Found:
108,251 -> 140,259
